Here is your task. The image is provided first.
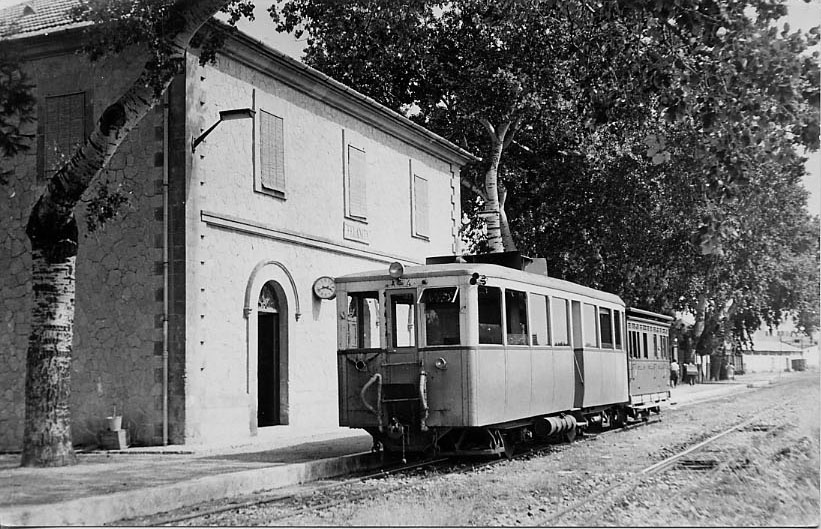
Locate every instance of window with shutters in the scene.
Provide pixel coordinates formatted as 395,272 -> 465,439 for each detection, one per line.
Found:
259,110 -> 286,197
346,145 -> 367,221
40,92 -> 86,181
412,174 -> 429,239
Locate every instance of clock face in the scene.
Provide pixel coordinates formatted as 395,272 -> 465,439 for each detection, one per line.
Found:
313,276 -> 336,300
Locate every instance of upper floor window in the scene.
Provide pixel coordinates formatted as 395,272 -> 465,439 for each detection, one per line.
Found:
478,286 -> 503,345
421,287 -> 460,346
259,110 -> 286,197
505,289 -> 529,345
41,92 -> 86,181
346,145 -> 367,221
412,174 -> 429,239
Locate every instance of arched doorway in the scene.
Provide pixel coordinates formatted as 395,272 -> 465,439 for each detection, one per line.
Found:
257,281 -> 288,426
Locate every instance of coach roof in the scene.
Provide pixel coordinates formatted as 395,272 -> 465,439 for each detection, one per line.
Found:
335,262 -> 625,306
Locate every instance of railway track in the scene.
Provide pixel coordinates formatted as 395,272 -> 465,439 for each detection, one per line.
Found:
141,416 -> 662,526
540,397 -> 799,527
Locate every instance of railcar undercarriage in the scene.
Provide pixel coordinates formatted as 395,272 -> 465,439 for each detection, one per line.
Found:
364,403 -> 659,459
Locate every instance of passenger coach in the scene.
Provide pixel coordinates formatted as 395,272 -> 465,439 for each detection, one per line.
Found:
335,253 -> 668,457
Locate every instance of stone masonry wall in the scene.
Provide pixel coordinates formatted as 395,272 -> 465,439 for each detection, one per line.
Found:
0,48 -> 166,449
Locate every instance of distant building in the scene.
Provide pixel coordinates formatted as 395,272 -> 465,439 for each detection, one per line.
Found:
0,0 -> 475,450
741,324 -> 818,373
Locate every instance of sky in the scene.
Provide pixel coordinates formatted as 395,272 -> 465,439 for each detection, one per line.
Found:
1,0 -> 819,215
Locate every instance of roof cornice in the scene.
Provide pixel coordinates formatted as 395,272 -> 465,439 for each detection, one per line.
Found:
6,16 -> 478,166
210,23 -> 478,166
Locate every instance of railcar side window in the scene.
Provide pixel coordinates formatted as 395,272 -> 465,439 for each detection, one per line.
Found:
478,286 -> 503,344
346,292 -> 380,349
599,308 -> 614,349
551,297 -> 570,346
505,289 -> 529,345
421,287 -> 461,346
391,293 -> 416,348
653,334 -> 659,358
583,303 -> 598,347
614,311 -> 623,349
642,332 -> 649,358
530,294 -> 550,346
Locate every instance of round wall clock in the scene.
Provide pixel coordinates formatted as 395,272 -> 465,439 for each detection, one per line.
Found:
312,276 -> 336,300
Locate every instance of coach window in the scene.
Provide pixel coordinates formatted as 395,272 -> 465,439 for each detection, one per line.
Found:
346,292 -> 380,349
653,334 -> 659,358
642,332 -> 649,358
583,303 -> 598,347
421,287 -> 460,346
505,289 -> 529,345
530,294 -> 550,346
614,311 -> 623,350
599,308 -> 614,349
551,297 -> 570,346
478,286 -> 503,344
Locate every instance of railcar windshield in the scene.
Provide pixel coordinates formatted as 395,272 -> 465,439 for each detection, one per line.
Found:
390,292 -> 416,348
421,287 -> 460,346
345,291 -> 380,349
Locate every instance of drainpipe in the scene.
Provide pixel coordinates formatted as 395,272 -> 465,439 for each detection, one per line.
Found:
162,94 -> 170,446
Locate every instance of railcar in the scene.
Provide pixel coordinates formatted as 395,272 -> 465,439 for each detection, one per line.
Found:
335,253 -> 671,457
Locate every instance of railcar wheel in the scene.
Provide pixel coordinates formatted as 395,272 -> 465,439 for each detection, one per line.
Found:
502,434 -> 515,459
601,410 -> 612,430
564,427 -> 577,443
613,408 -> 627,428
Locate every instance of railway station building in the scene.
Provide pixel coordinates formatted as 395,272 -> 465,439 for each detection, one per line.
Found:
0,0 -> 475,450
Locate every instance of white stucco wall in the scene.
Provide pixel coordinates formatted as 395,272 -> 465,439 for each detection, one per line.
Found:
182,50 -> 464,444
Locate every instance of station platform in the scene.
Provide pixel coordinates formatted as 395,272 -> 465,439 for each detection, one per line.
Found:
0,371 -> 795,526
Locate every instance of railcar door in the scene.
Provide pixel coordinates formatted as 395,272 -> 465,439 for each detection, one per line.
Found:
382,289 -> 422,428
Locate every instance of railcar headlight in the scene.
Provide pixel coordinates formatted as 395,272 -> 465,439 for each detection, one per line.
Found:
434,357 -> 448,370
388,261 -> 405,279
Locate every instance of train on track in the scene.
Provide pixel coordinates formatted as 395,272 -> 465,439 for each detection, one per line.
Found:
335,252 -> 673,458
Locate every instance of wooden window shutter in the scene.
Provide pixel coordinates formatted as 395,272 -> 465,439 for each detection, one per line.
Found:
260,110 -> 286,194
347,145 -> 367,219
414,174 -> 429,237
43,92 -> 86,177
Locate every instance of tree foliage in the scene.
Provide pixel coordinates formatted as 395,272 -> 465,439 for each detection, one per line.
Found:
271,0 -> 820,348
0,53 -> 36,184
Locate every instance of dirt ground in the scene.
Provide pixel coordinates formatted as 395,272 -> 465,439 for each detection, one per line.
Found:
139,373 -> 820,527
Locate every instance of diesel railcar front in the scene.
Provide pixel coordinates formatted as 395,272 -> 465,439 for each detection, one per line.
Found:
335,257 -> 661,457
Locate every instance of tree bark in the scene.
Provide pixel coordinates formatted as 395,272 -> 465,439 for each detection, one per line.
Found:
479,118 -> 518,253
21,247 -> 77,467
21,0 -> 229,467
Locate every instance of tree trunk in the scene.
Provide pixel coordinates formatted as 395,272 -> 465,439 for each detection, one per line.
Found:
20,0 -> 229,467
21,247 -> 77,467
480,118 -> 518,253
498,185 -> 516,251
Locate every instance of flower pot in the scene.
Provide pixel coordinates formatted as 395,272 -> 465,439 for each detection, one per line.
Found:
107,415 -> 122,431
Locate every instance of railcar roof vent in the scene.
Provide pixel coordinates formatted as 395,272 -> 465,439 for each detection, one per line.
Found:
426,251 -> 549,276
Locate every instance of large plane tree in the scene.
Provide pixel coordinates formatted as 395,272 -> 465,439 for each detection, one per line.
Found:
2,0 -> 255,467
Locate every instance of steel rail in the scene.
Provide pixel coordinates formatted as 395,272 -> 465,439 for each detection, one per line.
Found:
544,396 -> 798,527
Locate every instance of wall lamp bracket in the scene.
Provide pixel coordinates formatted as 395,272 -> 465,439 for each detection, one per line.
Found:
191,108 -> 256,153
